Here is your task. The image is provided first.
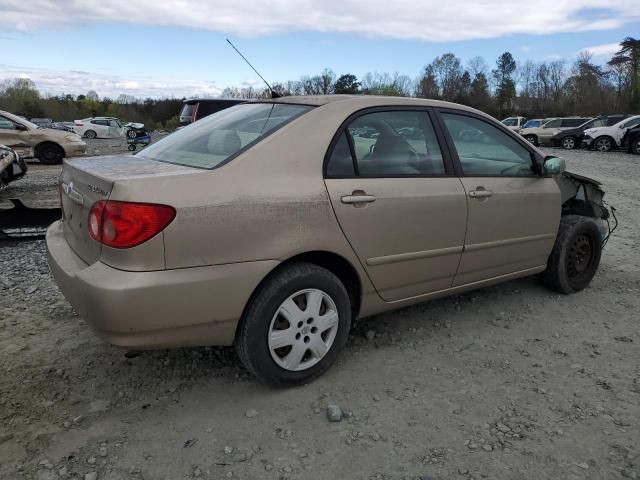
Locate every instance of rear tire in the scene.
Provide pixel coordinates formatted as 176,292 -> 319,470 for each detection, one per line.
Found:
542,215 -> 602,294
593,136 -> 613,152
235,262 -> 351,386
561,136 -> 577,149
37,143 -> 64,165
525,135 -> 538,146
84,130 -> 97,139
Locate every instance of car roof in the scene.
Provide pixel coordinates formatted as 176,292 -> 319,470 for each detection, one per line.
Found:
262,95 -> 487,115
183,98 -> 245,104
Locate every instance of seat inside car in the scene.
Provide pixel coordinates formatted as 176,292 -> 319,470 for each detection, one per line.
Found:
208,129 -> 242,156
364,131 -> 420,175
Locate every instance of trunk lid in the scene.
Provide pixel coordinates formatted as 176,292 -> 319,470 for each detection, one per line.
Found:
60,155 -> 196,264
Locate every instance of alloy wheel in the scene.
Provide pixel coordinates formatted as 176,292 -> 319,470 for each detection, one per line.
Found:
595,138 -> 612,152
268,289 -> 339,372
561,137 -> 575,149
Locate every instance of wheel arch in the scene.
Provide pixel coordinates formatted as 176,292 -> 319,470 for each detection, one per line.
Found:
592,134 -> 616,150
34,140 -> 64,156
235,250 -> 363,341
524,133 -> 538,144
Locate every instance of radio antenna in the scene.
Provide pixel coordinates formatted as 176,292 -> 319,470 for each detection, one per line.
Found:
226,38 -> 281,98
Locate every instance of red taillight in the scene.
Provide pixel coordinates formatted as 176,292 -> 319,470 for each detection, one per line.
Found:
88,200 -> 176,248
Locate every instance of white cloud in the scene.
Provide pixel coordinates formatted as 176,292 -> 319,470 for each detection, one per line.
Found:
580,42 -> 621,57
0,0 -> 638,42
0,64 -> 222,98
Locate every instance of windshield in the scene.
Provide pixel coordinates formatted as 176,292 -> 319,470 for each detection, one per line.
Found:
579,118 -> 598,129
522,120 -> 541,128
138,103 -> 312,169
619,116 -> 640,129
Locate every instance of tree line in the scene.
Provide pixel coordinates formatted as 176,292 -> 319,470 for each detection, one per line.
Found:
1,37 -> 638,128
223,37 -> 640,118
0,84 -> 184,130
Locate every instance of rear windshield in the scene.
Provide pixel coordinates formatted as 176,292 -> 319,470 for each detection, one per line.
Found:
139,103 -> 312,169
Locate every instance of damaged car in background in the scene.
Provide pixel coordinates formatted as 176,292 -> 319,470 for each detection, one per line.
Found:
0,144 -> 27,189
46,96 -> 615,386
0,110 -> 86,165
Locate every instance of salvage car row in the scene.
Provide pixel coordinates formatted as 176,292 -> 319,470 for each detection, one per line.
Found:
501,114 -> 640,153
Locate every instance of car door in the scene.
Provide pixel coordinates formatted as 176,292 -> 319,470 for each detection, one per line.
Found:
323,108 -> 468,302
90,119 -> 107,137
436,110 -> 560,286
537,118 -> 562,144
0,115 -> 32,157
108,119 -> 124,138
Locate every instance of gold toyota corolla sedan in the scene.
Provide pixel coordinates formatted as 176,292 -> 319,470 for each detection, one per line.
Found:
47,95 -> 612,385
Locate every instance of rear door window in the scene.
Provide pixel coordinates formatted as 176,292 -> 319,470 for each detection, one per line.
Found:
349,111 -> 444,176
138,103 -> 311,169
325,110 -> 446,177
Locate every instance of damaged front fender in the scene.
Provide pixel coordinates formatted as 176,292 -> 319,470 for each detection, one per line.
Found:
556,170 -> 617,247
557,171 -> 609,220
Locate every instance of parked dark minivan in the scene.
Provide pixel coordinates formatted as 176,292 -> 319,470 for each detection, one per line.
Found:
179,99 -> 245,126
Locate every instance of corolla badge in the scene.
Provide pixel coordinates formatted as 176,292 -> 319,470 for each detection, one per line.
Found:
88,184 -> 109,196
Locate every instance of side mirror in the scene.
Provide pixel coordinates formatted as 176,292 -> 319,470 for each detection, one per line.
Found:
543,156 -> 565,175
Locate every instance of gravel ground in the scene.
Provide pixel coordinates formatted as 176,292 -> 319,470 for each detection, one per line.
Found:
0,147 -> 639,480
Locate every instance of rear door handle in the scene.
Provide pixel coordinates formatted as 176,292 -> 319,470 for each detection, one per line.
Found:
468,189 -> 493,198
341,194 -> 376,205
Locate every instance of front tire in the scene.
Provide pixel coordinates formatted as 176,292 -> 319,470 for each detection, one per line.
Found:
632,138 -> 640,155
235,263 -> 352,386
37,143 -> 64,165
561,136 -> 577,149
593,136 -> 613,152
542,215 -> 603,294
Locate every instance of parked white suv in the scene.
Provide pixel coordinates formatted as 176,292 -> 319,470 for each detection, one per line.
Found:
582,115 -> 640,151
73,117 -> 125,139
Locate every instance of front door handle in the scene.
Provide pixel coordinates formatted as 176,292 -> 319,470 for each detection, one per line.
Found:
468,188 -> 493,199
341,193 -> 376,205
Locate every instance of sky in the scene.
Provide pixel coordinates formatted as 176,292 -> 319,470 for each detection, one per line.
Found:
0,0 -> 638,99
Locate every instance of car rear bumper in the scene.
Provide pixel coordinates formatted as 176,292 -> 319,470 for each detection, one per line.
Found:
46,220 -> 278,348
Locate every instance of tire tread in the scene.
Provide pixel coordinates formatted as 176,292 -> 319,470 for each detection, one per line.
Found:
235,262 -> 350,386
